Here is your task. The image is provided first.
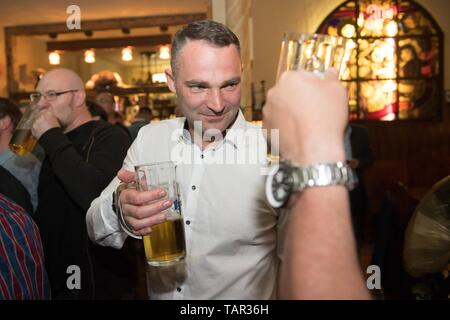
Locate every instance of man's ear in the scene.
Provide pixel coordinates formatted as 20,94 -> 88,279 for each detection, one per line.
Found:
0,116 -> 12,131
74,91 -> 86,108
165,69 -> 176,93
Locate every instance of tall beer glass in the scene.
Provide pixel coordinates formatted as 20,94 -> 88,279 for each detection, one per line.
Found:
135,162 -> 186,266
276,32 -> 350,80
266,33 -> 350,169
9,103 -> 40,156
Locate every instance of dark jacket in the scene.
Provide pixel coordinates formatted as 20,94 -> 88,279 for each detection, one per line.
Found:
35,120 -> 132,299
350,124 -> 374,180
349,124 -> 374,242
0,165 -> 33,216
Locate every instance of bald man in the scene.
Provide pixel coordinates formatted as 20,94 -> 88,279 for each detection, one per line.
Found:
31,68 -> 133,299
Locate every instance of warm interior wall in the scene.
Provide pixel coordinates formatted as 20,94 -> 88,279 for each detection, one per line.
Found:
0,24 -> 6,96
252,0 -> 450,95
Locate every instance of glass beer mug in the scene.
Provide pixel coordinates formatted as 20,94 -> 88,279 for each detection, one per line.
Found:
9,103 -> 40,156
135,161 -> 186,267
276,32 -> 350,79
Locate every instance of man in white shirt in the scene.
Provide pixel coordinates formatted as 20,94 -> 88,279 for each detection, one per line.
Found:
86,20 -> 281,299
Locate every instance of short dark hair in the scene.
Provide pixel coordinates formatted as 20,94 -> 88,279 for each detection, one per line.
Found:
86,100 -> 108,121
137,107 -> 152,116
136,107 -> 153,121
171,20 -> 241,76
0,97 -> 22,129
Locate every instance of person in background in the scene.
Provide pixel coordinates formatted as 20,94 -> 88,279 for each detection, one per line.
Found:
95,92 -> 116,124
31,68 -> 133,299
263,69 -> 371,299
128,107 -> 152,141
347,123 -> 374,250
113,111 -> 131,139
94,92 -> 131,139
0,166 -> 33,217
0,98 -> 41,213
86,100 -> 108,122
0,192 -> 51,299
113,111 -> 125,125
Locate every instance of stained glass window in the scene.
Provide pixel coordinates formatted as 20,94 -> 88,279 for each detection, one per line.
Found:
317,0 -> 443,121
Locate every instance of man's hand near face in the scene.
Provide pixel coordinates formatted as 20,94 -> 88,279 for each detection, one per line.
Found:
32,109 -> 60,139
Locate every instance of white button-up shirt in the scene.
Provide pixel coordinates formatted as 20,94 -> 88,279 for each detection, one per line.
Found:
86,111 -> 283,299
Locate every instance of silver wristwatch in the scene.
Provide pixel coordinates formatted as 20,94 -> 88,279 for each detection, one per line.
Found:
265,161 -> 353,208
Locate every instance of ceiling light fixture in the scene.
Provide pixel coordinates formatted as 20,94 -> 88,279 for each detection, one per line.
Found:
84,49 -> 96,63
152,73 -> 167,83
48,51 -> 61,65
159,45 -> 170,60
122,47 -> 133,61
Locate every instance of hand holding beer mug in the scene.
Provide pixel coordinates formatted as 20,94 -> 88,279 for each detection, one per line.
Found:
135,162 -> 186,267
9,102 -> 40,156
276,32 -> 350,79
272,32 -> 357,186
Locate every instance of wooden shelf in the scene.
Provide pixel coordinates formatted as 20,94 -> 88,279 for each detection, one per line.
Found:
10,84 -> 172,101
90,84 -> 171,95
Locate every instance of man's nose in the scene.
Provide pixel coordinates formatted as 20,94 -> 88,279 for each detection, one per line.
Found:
207,89 -> 225,113
37,96 -> 50,109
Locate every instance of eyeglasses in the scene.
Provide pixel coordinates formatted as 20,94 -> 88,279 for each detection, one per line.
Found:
30,89 -> 78,102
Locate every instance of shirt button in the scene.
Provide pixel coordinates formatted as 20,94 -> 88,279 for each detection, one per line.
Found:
186,220 -> 191,225
201,154 -> 204,159
191,185 -> 196,190
177,287 -> 182,292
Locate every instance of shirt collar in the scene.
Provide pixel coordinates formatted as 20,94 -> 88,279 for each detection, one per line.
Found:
176,110 -> 248,150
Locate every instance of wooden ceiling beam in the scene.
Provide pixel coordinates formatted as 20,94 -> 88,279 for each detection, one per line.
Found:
5,12 -> 206,36
47,34 -> 172,51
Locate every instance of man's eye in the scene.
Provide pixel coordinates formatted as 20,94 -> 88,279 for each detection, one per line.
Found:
190,86 -> 206,92
47,92 -> 57,98
223,83 -> 238,91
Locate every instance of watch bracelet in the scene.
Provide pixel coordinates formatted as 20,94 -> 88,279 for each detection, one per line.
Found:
291,161 -> 354,191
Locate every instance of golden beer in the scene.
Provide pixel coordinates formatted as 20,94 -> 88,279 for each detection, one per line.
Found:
9,129 -> 38,156
143,217 -> 186,266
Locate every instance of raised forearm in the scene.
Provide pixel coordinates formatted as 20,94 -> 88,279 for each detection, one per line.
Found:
279,186 -> 371,299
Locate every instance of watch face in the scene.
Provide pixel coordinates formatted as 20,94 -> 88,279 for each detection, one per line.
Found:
265,163 -> 293,208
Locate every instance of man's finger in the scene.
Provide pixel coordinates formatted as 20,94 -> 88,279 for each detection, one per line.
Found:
121,188 -> 167,206
125,211 -> 167,231
324,68 -> 339,81
117,169 -> 135,183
